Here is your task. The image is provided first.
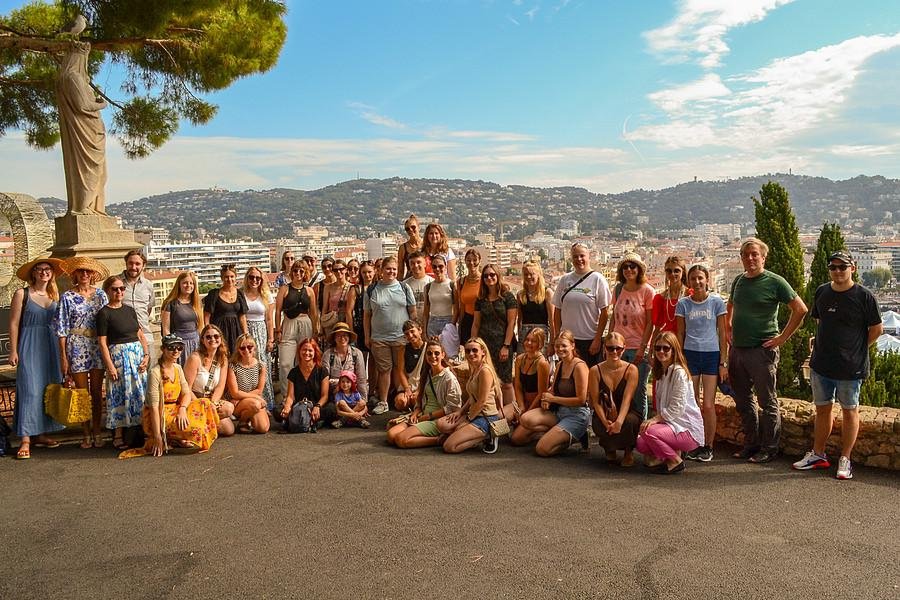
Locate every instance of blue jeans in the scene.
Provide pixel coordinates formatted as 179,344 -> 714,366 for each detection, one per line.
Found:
811,370 -> 861,409
621,349 -> 649,419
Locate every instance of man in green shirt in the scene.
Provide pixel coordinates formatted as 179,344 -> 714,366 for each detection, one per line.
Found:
726,237 -> 808,463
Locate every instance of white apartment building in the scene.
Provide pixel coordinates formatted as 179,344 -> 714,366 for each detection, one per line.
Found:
147,240 -> 271,284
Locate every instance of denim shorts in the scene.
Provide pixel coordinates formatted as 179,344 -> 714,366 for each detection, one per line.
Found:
811,370 -> 861,409
555,405 -> 590,440
469,414 -> 499,435
684,350 -> 720,376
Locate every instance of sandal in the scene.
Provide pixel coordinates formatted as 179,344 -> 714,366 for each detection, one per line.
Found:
112,437 -> 128,450
32,437 -> 61,448
80,437 -> 93,449
16,442 -> 31,460
93,436 -> 107,449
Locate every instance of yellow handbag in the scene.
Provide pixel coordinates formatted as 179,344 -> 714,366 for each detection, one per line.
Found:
44,384 -> 93,426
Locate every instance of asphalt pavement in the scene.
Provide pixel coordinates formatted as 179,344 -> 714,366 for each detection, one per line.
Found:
2,417 -> 898,600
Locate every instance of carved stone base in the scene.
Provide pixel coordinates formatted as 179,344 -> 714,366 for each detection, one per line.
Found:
49,213 -> 141,277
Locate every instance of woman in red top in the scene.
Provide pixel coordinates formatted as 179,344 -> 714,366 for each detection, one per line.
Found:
651,256 -> 689,343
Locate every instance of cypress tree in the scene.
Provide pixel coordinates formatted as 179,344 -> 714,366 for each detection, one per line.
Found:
752,181 -> 807,396
805,222 -> 849,308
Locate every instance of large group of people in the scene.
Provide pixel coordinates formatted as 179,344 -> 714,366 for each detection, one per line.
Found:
7,220 -> 884,480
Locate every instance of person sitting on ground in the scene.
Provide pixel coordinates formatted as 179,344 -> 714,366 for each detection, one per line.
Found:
387,339 -> 462,448
513,330 -> 590,456
442,337 -> 503,454
282,338 -> 337,429
393,320 -> 426,412
322,322 -> 368,400
185,324 -> 233,437
334,370 -> 369,428
589,332 -> 641,467
508,327 -> 551,447
637,332 -> 705,474
225,333 -> 271,434
119,334 -> 219,458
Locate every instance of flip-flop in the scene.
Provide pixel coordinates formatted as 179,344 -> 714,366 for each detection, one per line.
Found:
16,443 -> 31,460
80,438 -> 93,449
32,438 -> 61,448
112,438 -> 128,450
93,437 -> 107,449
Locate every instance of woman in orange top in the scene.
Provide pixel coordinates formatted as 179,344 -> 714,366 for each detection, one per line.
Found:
455,248 -> 481,347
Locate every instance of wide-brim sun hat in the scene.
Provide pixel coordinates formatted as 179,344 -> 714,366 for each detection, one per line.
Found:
63,256 -> 110,283
618,252 -> 646,272
15,256 -> 66,282
327,322 -> 357,344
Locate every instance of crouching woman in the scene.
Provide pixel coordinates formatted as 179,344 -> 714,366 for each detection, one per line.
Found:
387,339 -> 462,448
119,334 -> 219,458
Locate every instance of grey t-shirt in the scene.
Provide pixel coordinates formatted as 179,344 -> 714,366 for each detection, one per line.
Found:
676,294 -> 727,352
364,280 -> 415,343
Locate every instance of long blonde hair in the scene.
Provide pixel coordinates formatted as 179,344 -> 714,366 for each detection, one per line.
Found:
243,266 -> 271,306
517,261 -> 547,305
198,324 -> 229,365
162,271 -> 203,328
465,337 -> 503,401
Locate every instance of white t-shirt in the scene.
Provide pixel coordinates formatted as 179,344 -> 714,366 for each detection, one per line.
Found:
551,270 -> 612,341
403,274 -> 433,323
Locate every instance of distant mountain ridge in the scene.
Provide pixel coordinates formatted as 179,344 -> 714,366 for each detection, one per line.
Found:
36,174 -> 898,241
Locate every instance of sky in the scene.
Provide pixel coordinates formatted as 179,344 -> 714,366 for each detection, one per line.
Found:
2,0 -> 900,203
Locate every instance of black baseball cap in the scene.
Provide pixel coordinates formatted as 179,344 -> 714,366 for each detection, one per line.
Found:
828,251 -> 854,265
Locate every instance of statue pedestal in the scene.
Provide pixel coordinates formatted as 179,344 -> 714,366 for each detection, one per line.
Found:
49,213 -> 141,276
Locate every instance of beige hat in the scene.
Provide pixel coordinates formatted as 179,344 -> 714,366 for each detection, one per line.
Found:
15,257 -> 66,282
63,256 -> 110,283
618,252 -> 646,272
327,322 -> 357,344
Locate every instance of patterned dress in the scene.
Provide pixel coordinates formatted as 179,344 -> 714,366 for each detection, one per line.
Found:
474,290 -> 518,383
55,288 -> 109,372
97,304 -> 147,429
245,295 -> 274,409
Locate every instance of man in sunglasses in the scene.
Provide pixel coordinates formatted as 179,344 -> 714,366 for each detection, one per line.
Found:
793,251 -> 882,480
726,237 -> 807,464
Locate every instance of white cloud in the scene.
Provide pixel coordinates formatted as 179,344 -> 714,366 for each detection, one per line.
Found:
506,15 -> 521,26
644,0 -> 795,68
346,102 -> 407,130
525,6 -> 539,21
628,34 -> 900,150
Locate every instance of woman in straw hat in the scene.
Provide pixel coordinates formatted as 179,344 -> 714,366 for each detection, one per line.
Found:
321,322 -> 367,401
8,257 -> 66,459
610,252 -> 654,421
56,256 -> 110,449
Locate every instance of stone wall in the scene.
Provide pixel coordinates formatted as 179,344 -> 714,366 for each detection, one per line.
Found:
715,396 -> 900,470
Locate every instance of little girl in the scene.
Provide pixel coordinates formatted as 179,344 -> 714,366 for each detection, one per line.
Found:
334,370 -> 370,428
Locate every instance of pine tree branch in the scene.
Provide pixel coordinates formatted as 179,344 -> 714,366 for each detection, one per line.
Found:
0,76 -> 52,88
88,82 -> 125,110
0,35 -> 185,53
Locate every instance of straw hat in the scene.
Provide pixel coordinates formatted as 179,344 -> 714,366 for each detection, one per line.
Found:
327,322 -> 357,344
15,256 -> 66,282
63,256 -> 110,283
618,252 -> 646,272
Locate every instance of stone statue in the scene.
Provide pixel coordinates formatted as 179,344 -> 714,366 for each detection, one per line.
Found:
55,42 -> 108,215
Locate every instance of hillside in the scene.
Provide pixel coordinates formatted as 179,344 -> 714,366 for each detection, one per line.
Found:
37,174 -> 898,241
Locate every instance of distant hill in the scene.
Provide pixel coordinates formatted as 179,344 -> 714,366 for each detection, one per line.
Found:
37,174 -> 898,241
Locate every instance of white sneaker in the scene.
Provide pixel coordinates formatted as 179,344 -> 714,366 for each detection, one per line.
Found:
836,456 -> 853,480
371,401 -> 389,415
792,450 -> 830,470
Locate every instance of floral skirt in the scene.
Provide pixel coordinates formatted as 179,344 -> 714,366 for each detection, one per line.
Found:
105,341 -> 147,429
247,320 -> 275,410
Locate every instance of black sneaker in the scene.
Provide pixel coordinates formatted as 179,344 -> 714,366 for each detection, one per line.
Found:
748,448 -> 779,464
482,436 -> 499,454
695,446 -> 713,462
684,448 -> 701,461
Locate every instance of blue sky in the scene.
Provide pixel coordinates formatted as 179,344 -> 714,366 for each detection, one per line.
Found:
3,0 -> 900,202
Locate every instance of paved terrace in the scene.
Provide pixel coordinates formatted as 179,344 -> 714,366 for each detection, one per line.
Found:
2,420 -> 898,600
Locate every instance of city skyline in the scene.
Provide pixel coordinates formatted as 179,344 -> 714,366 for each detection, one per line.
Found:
2,1 -> 900,202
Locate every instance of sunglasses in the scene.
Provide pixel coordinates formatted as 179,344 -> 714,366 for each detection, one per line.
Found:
283,256 -> 295,261
405,225 -> 418,232
622,263 -> 638,270
164,345 -> 184,352
333,267 -> 346,272
483,272 -> 498,279
33,267 -> 54,274
654,345 -> 673,353
109,286 -> 126,292
464,347 -> 481,354
347,266 -> 359,271
204,334 -> 221,341
828,264 -> 849,271
605,345 -> 624,353
248,275 -> 262,281
239,345 -> 255,351
664,268 -> 682,274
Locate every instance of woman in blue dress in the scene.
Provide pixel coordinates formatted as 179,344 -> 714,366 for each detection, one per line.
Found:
8,257 -> 66,459
57,256 -> 109,449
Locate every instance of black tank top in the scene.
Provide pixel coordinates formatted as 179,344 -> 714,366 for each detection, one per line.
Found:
520,294 -> 549,325
404,342 -> 423,375
283,285 -> 310,319
518,355 -> 540,393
